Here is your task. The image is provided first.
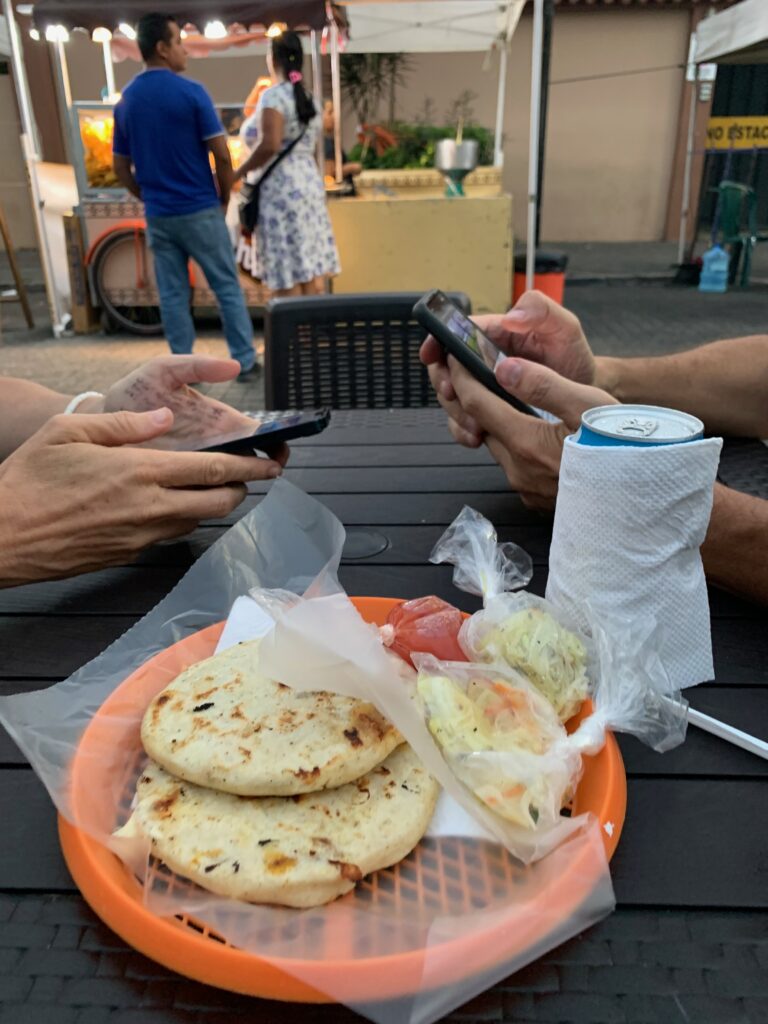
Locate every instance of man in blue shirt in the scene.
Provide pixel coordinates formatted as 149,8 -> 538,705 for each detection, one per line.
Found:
113,13 -> 258,377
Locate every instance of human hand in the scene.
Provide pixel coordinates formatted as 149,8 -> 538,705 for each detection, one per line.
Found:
100,355 -> 258,451
444,356 -> 617,510
0,409 -> 286,586
420,290 -> 596,417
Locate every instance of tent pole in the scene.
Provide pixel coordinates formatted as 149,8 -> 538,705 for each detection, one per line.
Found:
310,29 -> 324,171
101,40 -> 117,100
677,75 -> 698,266
535,0 -> 554,245
526,0 -> 544,290
329,21 -> 342,183
493,43 -> 507,168
2,0 -> 65,336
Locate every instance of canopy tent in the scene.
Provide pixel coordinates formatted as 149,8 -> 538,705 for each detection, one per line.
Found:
339,0 -> 521,54
694,0 -> 768,66
677,0 -> 768,264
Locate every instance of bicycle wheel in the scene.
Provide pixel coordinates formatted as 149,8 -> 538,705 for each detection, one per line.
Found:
90,226 -> 164,337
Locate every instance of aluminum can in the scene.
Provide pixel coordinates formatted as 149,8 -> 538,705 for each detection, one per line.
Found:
575,405 -> 704,447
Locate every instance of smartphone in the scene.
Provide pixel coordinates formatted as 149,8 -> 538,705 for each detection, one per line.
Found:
196,409 -> 331,455
413,289 -> 539,417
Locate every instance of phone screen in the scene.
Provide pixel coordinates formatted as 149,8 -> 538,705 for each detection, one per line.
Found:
426,291 -> 503,370
189,410 -> 328,454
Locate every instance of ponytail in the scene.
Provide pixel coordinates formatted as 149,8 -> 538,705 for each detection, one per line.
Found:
271,32 -> 316,125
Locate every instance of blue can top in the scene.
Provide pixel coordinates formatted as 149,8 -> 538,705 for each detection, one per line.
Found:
578,405 -> 704,446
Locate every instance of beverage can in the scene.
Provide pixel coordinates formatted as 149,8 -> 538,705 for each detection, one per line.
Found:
575,405 -> 704,447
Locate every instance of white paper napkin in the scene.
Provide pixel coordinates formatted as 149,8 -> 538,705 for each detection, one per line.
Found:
216,596 -> 495,843
546,434 -> 723,690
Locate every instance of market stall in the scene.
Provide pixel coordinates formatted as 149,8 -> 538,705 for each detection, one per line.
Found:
5,0 -> 547,331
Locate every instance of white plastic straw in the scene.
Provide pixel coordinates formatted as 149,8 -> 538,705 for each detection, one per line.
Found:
687,706 -> 768,761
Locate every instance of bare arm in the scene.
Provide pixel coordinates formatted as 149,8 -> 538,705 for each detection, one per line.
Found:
0,379 -> 104,460
702,483 -> 768,603
113,154 -> 142,200
596,336 -> 768,437
233,108 -> 282,181
207,135 -> 233,207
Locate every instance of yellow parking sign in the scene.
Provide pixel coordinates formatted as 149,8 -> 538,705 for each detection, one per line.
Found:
706,116 -> 768,150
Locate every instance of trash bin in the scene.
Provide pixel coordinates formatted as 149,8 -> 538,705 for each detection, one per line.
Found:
513,251 -> 568,305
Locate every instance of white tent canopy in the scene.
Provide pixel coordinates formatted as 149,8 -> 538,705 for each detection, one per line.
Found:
340,0 -> 523,54
695,0 -> 768,67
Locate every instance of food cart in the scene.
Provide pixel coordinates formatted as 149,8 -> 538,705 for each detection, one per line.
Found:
4,0 -> 549,333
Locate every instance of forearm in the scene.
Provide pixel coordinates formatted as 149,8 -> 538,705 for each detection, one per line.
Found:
213,157 -> 233,206
702,483 -> 768,604
0,381 -> 102,459
595,336 -> 768,436
113,157 -> 142,200
235,142 -> 277,180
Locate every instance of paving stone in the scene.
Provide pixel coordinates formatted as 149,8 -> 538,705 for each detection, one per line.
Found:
0,976 -> 35,1001
18,949 -> 99,978
80,928 -> 130,954
688,913 -> 768,944
60,977 -> 145,1007
10,900 -> 46,925
500,963 -> 560,993
39,899 -> 98,927
0,1006 -> 79,1024
27,976 -> 66,1003
52,926 -> 85,950
705,966 -> 768,998
673,994 -> 750,1024
544,938 -> 612,966
531,991 -> 625,1023
639,939 -> 723,969
445,988 -> 504,1020
0,924 -> 56,950
0,949 -> 21,973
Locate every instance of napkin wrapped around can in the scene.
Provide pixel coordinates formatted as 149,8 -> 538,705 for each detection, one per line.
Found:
546,435 -> 723,691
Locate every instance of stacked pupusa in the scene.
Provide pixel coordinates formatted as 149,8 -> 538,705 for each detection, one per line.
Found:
118,639 -> 438,908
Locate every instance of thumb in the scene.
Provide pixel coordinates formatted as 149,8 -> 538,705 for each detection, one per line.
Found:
162,355 -> 241,386
496,358 -> 616,428
49,408 -> 174,447
501,289 -> 552,330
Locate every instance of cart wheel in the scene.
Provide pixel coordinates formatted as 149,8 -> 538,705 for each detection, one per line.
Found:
90,227 -> 164,337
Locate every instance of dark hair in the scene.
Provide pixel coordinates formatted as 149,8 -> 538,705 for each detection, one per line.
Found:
137,13 -> 177,62
271,31 -> 316,125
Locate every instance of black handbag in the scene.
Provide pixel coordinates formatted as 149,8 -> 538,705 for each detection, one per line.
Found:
239,129 -> 306,234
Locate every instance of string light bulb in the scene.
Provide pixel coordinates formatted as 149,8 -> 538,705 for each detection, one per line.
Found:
45,25 -> 70,43
29,27 -> 40,40
266,22 -> 285,38
118,23 -> 136,40
92,27 -> 112,43
203,21 -> 227,39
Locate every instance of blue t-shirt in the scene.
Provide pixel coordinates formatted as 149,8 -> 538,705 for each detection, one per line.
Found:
113,69 -> 224,217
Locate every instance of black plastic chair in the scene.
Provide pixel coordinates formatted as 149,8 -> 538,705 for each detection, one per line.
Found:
264,292 -> 472,409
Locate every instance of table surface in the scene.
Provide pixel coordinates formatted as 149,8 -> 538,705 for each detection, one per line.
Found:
0,409 -> 766,1024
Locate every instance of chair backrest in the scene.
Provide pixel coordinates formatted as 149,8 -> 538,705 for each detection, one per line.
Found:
716,180 -> 758,241
264,291 -> 472,409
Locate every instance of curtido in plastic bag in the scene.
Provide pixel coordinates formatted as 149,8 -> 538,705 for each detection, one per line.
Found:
413,655 -> 582,831
0,480 -> 615,1024
380,595 -> 467,666
430,506 -> 688,751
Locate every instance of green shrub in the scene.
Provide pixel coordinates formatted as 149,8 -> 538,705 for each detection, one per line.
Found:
348,122 -> 494,170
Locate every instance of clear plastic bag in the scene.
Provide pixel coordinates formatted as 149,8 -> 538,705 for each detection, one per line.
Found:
0,480 -> 615,1024
431,507 -> 689,749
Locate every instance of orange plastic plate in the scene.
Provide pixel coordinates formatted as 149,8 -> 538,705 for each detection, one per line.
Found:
59,597 -> 626,1003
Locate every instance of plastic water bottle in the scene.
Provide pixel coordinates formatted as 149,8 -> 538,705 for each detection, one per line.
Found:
698,245 -> 729,293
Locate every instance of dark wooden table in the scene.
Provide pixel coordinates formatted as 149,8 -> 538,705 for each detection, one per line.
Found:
1,409 -> 766,1024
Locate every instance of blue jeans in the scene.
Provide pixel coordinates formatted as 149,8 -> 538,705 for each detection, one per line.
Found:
146,206 -> 255,370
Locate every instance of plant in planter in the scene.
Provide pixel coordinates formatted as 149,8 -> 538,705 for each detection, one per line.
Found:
349,122 -> 494,171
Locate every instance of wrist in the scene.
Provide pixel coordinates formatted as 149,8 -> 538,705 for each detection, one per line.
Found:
64,391 -> 105,415
594,357 -> 624,400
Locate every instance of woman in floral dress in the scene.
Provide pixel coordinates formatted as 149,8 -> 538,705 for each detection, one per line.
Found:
234,32 -> 340,296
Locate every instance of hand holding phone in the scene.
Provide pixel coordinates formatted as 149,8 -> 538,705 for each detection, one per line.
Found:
193,409 -> 331,455
413,290 -> 540,417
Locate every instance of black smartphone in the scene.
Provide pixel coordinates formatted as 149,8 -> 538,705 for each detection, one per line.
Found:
195,409 -> 331,455
413,289 -> 539,416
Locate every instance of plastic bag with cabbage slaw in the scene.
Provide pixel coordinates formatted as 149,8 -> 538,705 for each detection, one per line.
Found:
425,507 -> 688,815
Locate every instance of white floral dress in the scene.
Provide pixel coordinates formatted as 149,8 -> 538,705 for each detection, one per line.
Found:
237,82 -> 340,290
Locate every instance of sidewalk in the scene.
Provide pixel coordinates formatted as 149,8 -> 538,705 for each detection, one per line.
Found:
546,241 -> 768,284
